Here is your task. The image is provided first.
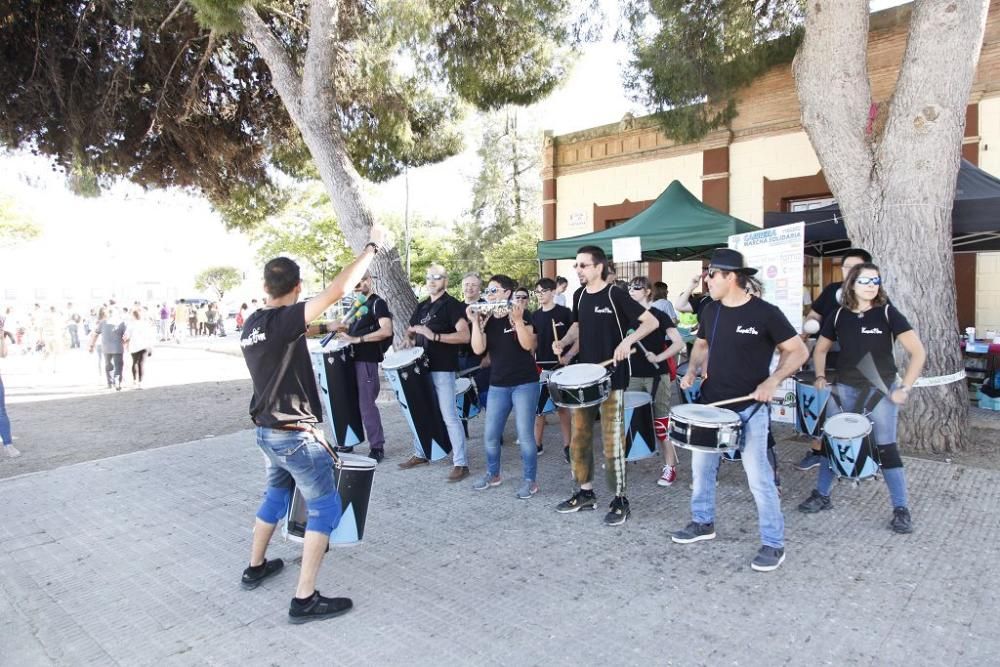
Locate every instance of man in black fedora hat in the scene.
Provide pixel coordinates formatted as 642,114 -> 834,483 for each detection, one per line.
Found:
672,248 -> 808,572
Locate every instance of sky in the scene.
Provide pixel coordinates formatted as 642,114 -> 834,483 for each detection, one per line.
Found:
0,0 -> 909,306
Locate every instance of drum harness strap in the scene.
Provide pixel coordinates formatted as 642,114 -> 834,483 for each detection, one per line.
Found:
831,305 -> 894,417
706,301 -> 765,451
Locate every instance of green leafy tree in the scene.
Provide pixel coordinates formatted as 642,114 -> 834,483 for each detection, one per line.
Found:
0,0 -> 596,344
0,195 -> 41,248
624,1 -> 991,452
483,219 -> 543,288
251,183 -> 355,286
195,266 -> 243,300
454,109 -> 542,272
622,0 -> 804,143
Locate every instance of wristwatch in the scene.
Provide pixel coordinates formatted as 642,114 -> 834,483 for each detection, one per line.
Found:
364,242 -> 380,255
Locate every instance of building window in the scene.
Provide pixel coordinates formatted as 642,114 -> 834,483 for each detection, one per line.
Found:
789,196 -> 836,212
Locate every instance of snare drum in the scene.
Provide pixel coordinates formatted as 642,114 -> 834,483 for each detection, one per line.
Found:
536,370 -> 556,416
383,347 -> 451,461
668,404 -> 743,453
793,371 -> 832,437
623,391 -> 657,461
283,453 -> 376,546
310,340 -> 364,448
822,412 -> 880,480
548,364 -> 612,408
455,377 -> 480,421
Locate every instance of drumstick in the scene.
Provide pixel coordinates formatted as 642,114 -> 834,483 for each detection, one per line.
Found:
600,348 -> 636,367
458,364 -> 482,377
705,394 -> 756,407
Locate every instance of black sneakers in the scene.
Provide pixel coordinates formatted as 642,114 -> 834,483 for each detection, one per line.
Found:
555,489 -> 597,513
563,446 -> 570,463
368,448 -> 385,463
240,558 -> 284,590
751,545 -> 786,572
604,496 -> 630,526
288,591 -> 354,624
797,490 -> 833,514
671,522 -> 716,544
890,507 -> 913,534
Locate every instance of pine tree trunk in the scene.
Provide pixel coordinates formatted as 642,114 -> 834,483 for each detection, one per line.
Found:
794,0 -> 990,453
241,4 -> 417,345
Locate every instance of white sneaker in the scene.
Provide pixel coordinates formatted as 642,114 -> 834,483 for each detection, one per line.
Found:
4,445 -> 21,458
657,464 -> 677,487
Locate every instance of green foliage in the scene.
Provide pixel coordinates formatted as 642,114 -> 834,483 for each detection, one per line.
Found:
0,1 -> 594,227
189,0 -> 248,34
0,195 -> 41,248
453,109 -> 541,272
623,0 -> 804,143
249,183 -> 355,282
194,265 -> 243,299
482,219 -> 542,288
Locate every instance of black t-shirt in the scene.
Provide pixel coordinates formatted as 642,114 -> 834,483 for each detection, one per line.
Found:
811,282 -> 843,320
573,284 -> 648,390
697,296 -> 798,412
531,304 -> 573,365
692,294 -> 713,317
348,293 -> 391,363
484,315 -> 538,386
820,304 -> 912,388
409,292 -> 467,372
631,308 -> 676,378
241,302 -> 322,428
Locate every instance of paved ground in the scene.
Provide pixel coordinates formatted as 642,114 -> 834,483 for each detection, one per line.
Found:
2,344 -> 999,665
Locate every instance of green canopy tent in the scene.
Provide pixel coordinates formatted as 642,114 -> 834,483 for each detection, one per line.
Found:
537,180 -> 758,261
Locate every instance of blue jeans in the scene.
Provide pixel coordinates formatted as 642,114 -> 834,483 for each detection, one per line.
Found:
690,404 -> 784,548
483,382 -> 539,481
816,383 -> 908,507
256,427 -> 337,501
0,372 -> 12,445
413,372 -> 468,466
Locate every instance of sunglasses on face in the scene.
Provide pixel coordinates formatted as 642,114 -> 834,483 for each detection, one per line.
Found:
706,268 -> 726,279
573,262 -> 594,270
513,294 -> 529,300
628,285 -> 645,292
426,273 -> 446,281
484,286 -> 505,295
855,276 -> 882,286
534,288 -> 551,295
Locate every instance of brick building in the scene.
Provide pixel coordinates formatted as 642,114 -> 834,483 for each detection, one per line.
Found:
540,2 -> 1000,333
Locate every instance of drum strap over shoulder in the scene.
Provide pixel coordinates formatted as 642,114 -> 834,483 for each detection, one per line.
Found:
736,401 -> 765,451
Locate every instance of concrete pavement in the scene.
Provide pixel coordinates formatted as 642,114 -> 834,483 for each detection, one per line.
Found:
2,407 -> 998,666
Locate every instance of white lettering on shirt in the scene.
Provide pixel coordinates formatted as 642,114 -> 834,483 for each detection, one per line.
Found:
241,327 -> 267,347
504,327 -> 516,334
861,327 -> 884,335
736,325 -> 759,335
594,306 -> 613,315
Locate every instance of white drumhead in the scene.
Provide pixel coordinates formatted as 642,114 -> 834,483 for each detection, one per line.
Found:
623,390 -> 652,409
455,377 -> 472,394
551,364 -> 607,386
382,346 -> 424,370
336,452 -> 377,470
824,412 -> 871,439
670,403 -> 741,426
323,338 -> 351,352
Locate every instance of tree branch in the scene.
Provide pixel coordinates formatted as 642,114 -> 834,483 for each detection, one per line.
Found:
301,0 -> 340,101
158,0 -> 186,33
793,0 -> 873,198
239,5 -> 304,116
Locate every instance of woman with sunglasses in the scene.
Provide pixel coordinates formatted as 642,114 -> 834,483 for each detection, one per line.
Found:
798,262 -> 926,534
468,275 -> 540,499
627,277 -> 685,486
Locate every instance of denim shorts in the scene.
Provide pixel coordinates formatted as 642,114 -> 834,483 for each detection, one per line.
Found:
256,427 -> 337,501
